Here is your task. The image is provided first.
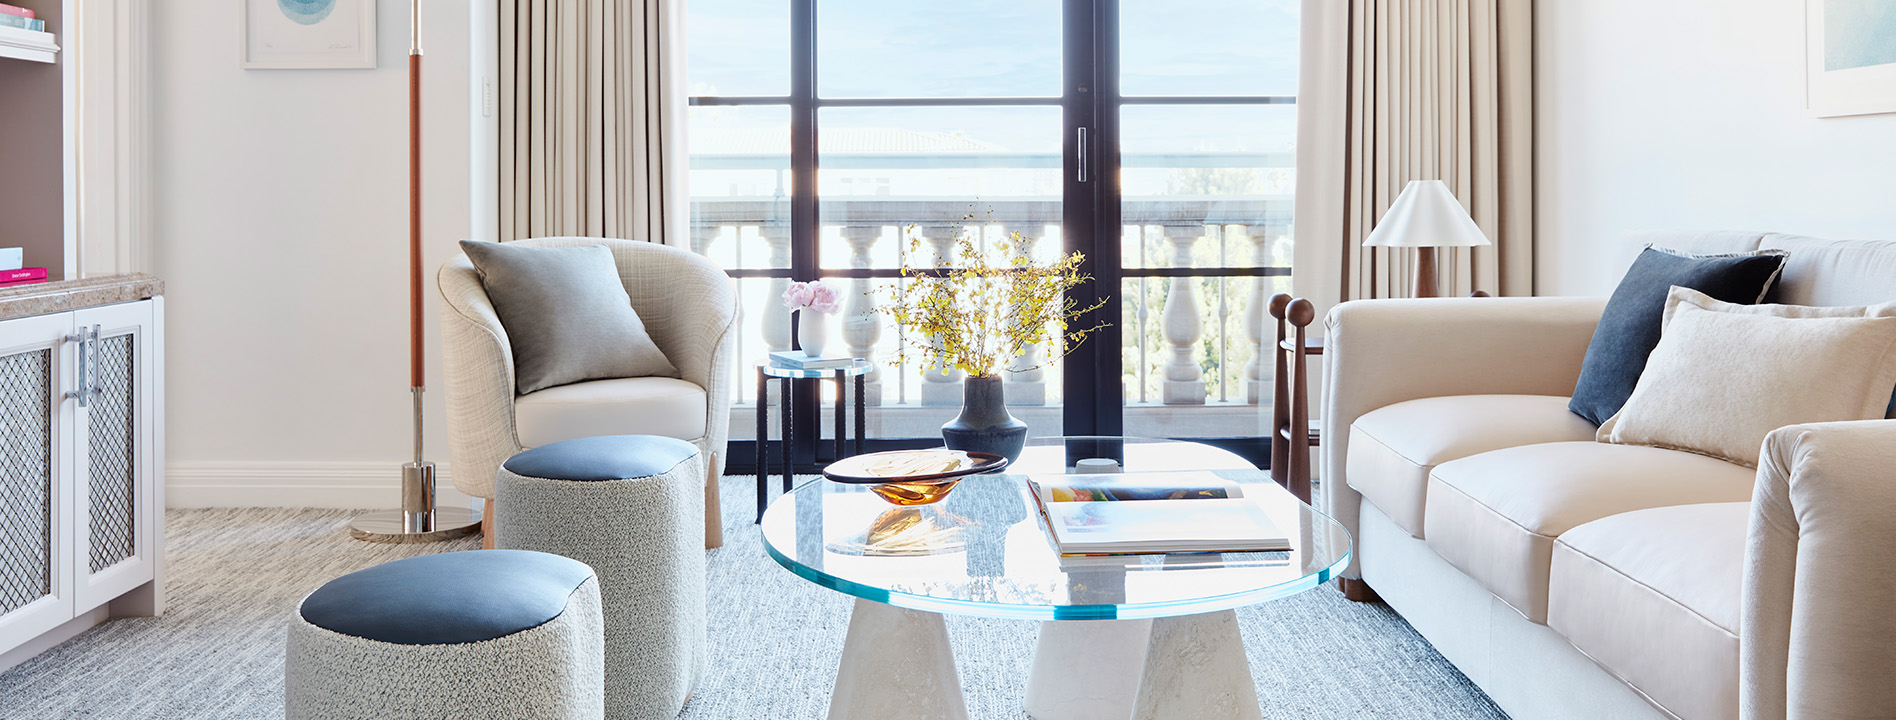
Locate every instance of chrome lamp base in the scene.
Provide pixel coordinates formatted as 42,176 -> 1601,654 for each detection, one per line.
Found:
350,460 -> 482,544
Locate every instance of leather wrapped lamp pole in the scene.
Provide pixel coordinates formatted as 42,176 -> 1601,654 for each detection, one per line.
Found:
352,0 -> 481,543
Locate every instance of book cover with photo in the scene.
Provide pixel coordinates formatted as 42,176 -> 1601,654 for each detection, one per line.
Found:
1025,471 -> 1288,556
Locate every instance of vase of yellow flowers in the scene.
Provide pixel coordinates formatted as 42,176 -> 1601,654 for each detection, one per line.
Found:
880,218 -> 1107,462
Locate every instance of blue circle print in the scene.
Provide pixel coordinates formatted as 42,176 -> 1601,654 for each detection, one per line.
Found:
278,0 -> 337,26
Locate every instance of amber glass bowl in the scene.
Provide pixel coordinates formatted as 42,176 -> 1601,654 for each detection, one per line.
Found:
823,449 -> 1008,506
866,478 -> 963,505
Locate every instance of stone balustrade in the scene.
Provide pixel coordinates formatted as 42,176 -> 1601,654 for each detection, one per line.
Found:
690,197 -> 1290,408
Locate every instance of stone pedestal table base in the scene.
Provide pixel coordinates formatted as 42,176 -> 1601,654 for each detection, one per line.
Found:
829,603 -> 1261,720
828,599 -> 968,720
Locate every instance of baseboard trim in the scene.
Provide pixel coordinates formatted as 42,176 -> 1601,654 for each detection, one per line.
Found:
166,462 -> 481,510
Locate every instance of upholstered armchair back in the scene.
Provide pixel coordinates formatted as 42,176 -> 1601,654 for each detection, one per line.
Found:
437,237 -> 739,500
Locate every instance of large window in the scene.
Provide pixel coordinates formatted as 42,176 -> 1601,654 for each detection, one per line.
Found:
687,0 -> 1297,469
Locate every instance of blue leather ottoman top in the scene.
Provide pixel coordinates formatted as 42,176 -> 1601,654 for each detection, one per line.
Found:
503,435 -> 699,482
299,549 -> 594,645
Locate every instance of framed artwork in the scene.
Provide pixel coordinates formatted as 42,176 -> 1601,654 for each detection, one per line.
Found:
1807,0 -> 1896,117
242,0 -> 377,70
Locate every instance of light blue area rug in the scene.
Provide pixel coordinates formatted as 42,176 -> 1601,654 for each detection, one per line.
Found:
0,476 -> 1502,718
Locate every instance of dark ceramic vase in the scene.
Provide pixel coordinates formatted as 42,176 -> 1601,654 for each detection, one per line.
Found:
940,374 -> 1028,462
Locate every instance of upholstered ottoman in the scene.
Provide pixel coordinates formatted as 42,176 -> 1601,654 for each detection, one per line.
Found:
285,549 -> 604,720
496,435 -> 707,720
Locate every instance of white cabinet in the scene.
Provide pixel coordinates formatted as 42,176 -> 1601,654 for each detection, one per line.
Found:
0,297 -> 163,660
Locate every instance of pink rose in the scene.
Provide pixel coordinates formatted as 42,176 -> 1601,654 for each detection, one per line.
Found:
808,283 -> 842,314
781,282 -> 815,309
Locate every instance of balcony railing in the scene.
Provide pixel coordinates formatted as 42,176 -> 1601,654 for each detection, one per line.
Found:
689,196 -> 1293,415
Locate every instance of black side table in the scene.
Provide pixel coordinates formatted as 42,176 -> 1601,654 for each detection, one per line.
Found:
755,359 -> 872,521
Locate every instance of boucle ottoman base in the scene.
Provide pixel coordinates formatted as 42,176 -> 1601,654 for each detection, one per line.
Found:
497,451 -> 707,720
285,577 -> 605,720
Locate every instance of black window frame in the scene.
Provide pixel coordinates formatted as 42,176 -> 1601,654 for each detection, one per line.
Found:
696,0 -> 1296,473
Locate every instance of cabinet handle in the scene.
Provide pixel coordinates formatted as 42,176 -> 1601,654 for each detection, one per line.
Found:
87,325 -> 101,400
65,329 -> 89,407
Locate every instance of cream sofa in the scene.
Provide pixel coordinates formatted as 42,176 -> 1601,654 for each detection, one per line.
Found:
1323,231 -> 1896,720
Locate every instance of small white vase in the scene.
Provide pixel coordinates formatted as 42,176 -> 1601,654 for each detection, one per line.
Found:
799,310 -> 828,357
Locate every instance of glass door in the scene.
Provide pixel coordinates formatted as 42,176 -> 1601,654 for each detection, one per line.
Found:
1108,0 -> 1299,446
814,1 -> 1069,442
687,0 -> 1298,470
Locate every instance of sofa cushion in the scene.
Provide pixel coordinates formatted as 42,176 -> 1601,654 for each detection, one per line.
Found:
1423,442 -> 1754,623
1549,502 -> 1747,720
514,376 -> 707,448
1568,247 -> 1787,427
1348,395 -> 1598,538
1762,234 -> 1896,415
1761,234 -> 1896,308
1599,289 -> 1896,467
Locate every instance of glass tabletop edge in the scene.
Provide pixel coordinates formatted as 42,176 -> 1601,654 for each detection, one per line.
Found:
760,524 -> 1355,621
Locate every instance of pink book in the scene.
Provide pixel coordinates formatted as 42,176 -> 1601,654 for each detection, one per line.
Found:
0,268 -> 47,283
0,4 -> 34,19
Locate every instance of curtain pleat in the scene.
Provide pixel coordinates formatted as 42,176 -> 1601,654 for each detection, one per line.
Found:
497,0 -> 688,246
1297,0 -> 1534,304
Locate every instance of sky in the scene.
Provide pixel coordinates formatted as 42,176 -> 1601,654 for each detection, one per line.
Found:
685,1 -> 1300,196
687,0 -> 1298,97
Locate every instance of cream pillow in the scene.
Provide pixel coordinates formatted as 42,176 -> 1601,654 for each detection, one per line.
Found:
1597,287 -> 1896,467
1658,286 -> 1896,325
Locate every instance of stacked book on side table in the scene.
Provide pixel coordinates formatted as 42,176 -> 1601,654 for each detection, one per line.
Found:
767,351 -> 863,372
1026,471 -> 1290,556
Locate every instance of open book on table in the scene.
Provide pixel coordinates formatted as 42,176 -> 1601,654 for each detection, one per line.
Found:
1026,471 -> 1291,556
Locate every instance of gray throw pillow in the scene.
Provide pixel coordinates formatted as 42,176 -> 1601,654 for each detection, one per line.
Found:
459,240 -> 679,394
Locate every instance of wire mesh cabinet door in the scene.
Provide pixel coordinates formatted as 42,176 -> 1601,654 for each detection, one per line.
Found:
0,311 -> 78,652
71,299 -> 161,616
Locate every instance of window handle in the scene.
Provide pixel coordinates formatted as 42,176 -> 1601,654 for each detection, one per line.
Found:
1076,127 -> 1089,183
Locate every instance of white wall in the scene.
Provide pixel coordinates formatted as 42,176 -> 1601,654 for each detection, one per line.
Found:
1536,0 -> 1896,296
153,1 -> 474,508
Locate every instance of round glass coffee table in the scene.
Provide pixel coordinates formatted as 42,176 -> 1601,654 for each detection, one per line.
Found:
761,436 -> 1352,720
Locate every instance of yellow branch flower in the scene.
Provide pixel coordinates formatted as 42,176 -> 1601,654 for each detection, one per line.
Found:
878,214 -> 1109,379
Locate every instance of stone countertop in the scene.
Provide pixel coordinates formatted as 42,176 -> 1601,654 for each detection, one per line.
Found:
0,273 -> 165,322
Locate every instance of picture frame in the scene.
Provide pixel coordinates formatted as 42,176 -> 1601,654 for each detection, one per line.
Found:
1806,0 -> 1896,117
242,0 -> 377,70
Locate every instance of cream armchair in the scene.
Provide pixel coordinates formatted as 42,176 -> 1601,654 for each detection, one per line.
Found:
438,237 -> 739,549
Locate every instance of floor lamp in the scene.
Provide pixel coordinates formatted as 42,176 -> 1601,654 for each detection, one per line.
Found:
352,0 -> 480,543
1361,180 -> 1492,298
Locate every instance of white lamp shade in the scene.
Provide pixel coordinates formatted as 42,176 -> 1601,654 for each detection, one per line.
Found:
1361,180 -> 1492,248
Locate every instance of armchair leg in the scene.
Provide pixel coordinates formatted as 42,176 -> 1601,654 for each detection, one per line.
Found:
481,498 -> 496,550
704,454 -> 725,550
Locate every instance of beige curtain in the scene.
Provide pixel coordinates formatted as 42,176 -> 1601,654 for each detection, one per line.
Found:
498,0 -> 688,246
1293,0 -> 1534,307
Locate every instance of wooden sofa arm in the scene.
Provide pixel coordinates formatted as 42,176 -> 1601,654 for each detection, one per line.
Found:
1744,419 -> 1896,719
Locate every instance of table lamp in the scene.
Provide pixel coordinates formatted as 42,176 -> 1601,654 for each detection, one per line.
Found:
1361,180 -> 1491,298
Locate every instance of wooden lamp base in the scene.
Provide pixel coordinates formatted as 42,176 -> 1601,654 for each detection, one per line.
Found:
1413,246 -> 1438,299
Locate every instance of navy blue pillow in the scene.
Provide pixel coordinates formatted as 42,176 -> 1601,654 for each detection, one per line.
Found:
1569,248 -> 1788,426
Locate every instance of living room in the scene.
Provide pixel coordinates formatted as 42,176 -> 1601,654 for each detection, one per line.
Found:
0,0 -> 1891,718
